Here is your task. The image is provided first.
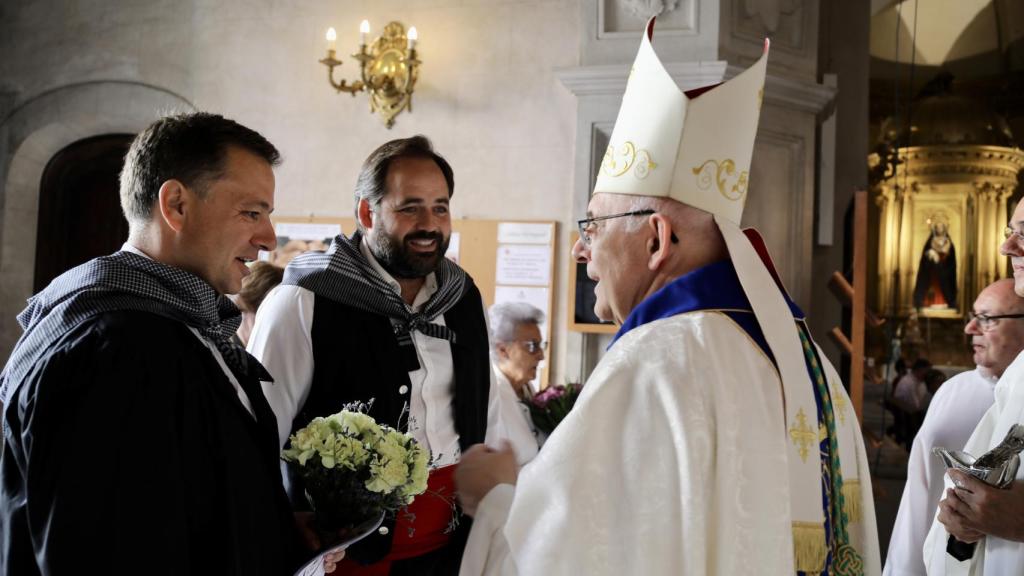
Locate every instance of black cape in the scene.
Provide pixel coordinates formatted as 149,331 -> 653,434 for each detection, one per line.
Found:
1,311 -> 301,575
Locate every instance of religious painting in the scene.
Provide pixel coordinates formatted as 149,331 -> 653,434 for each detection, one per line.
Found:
874,134 -> 1018,323
909,207 -> 963,318
912,211 -> 956,312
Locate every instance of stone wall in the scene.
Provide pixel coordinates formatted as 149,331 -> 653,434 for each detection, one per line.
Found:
0,0 -> 580,380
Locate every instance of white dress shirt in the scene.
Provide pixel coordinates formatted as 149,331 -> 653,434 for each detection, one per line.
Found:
247,239 -> 504,467
884,368 -> 996,576
121,242 -> 254,417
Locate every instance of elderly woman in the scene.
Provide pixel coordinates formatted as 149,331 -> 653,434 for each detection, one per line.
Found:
488,302 -> 547,466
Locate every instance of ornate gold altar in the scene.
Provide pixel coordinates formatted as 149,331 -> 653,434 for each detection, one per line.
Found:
872,91 -> 1024,320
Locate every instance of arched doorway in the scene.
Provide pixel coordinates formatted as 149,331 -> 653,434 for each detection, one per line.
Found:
33,134 -> 134,292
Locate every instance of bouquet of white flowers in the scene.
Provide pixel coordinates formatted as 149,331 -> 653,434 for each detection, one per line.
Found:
281,406 -> 430,545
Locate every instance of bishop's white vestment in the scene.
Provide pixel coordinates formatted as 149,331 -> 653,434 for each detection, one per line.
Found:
460,260 -> 881,575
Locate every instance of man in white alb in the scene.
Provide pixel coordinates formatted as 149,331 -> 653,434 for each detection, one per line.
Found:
884,279 -> 1024,575
924,199 -> 1024,575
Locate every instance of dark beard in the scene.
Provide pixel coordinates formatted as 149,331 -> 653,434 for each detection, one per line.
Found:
369,230 -> 450,279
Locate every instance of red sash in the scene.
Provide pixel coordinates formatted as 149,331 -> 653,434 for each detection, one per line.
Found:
330,465 -> 457,575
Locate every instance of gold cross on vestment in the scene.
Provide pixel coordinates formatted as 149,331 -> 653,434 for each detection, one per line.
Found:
832,383 -> 848,426
789,408 -> 818,463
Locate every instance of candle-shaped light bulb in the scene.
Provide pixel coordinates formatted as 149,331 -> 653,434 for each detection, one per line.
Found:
407,26 -> 418,51
325,27 -> 337,51
360,20 -> 370,45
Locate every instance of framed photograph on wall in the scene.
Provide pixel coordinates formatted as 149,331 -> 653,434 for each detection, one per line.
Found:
261,218 -> 343,268
567,232 -> 616,333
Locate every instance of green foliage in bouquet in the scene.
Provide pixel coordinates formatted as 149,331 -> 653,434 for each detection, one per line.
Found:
281,406 -> 429,535
524,382 -> 583,435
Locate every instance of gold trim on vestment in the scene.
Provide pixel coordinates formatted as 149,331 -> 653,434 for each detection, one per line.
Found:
842,479 -> 862,523
792,521 -> 828,573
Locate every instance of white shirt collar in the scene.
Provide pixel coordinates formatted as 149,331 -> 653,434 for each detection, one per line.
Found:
359,236 -> 438,311
121,242 -> 153,260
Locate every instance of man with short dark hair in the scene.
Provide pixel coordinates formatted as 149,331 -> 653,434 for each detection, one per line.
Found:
0,112 -> 300,575
249,135 -> 503,575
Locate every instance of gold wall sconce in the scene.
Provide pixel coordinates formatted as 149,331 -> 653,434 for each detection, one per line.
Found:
319,20 -> 420,129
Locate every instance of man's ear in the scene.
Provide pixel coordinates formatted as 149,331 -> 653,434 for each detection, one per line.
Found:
646,213 -> 674,271
157,180 -> 188,233
357,198 -> 374,231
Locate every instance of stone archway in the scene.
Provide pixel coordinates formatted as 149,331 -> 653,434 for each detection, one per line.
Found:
0,81 -> 193,360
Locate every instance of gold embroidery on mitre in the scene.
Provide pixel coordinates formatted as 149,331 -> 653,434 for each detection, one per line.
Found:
757,86 -> 765,109
691,159 -> 749,201
601,142 -> 656,180
634,149 -> 657,179
789,408 -> 817,463
792,521 -> 828,573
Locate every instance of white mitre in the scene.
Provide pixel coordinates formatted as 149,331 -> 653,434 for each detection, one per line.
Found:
593,19 -> 766,223
596,18 -> 846,573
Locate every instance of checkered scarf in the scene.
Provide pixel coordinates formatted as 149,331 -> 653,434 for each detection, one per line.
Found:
0,250 -> 268,408
282,230 -> 467,347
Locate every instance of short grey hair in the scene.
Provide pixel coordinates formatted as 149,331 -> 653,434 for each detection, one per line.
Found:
623,196 -> 661,233
488,302 -> 545,352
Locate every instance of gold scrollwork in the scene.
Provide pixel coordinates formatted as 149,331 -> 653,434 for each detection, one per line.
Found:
601,141 -> 657,180
692,159 -> 749,201
634,150 -> 657,179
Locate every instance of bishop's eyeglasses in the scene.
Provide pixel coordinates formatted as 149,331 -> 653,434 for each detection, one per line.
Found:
577,210 -> 679,246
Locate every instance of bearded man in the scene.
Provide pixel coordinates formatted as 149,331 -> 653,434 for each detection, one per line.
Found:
248,135 -> 503,575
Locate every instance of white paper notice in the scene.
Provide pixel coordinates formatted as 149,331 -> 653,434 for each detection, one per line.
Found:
495,245 -> 551,286
493,286 -> 549,325
445,232 -> 461,264
497,222 -> 552,245
274,222 -> 342,240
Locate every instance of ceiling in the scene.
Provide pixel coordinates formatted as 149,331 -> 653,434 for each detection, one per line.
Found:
867,0 -> 1024,135
869,0 -> 1024,67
